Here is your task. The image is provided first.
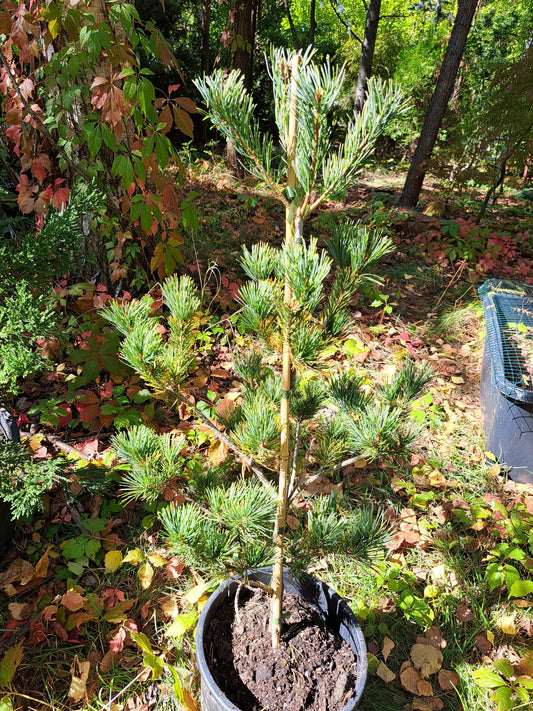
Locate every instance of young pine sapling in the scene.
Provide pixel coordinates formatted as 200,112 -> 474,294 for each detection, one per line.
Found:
104,48 -> 431,648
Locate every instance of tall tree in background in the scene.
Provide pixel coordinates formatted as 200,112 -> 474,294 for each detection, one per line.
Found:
354,0 -> 381,113
399,0 -> 479,208
226,0 -> 258,172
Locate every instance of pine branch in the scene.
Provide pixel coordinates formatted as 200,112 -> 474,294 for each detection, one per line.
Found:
167,386 -> 272,488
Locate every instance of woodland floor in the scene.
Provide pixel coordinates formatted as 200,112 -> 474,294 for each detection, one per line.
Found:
1,164 -> 533,711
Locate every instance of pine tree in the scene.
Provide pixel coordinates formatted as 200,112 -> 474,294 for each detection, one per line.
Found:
103,47 -> 430,648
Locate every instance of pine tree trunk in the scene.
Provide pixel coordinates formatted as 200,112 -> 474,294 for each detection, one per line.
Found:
271,54 -> 300,650
399,0 -> 479,208
354,0 -> 381,114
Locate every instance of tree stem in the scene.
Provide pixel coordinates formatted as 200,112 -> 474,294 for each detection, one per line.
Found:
271,53 -> 300,649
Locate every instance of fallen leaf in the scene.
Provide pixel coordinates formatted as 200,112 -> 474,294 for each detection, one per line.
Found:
438,669 -> 460,692
67,657 -> 90,702
423,627 -> 447,650
138,561 -> 154,590
147,552 -> 167,568
61,590 -> 86,612
0,641 -> 23,687
166,557 -> 184,580
376,661 -> 396,683
123,548 -> 144,565
8,603 -> 32,621
401,666 -> 423,694
410,644 -> 443,678
474,634 -> 493,654
104,550 -> 123,573
496,615 -> 516,635
382,637 -> 395,663
417,680 -> 433,696
455,605 -> 474,623
185,582 -> 211,605
34,546 -> 52,577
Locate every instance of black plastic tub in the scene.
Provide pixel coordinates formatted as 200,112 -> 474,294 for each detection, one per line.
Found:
478,279 -> 533,484
0,407 -> 19,550
196,568 -> 368,711
195,568 -> 368,711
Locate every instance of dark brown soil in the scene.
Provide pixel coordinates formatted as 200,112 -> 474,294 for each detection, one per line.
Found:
204,587 -> 358,711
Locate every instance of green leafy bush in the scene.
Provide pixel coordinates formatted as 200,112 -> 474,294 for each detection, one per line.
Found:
0,439 -> 66,519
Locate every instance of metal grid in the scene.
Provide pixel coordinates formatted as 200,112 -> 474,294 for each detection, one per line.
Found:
478,279 -> 533,404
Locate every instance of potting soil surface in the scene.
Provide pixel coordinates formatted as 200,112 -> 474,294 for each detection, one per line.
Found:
205,587 -> 358,711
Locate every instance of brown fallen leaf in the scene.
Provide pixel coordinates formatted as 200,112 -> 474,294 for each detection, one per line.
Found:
438,669 -> 460,692
474,634 -> 493,654
424,627 -> 447,650
68,656 -> 90,702
455,605 -> 474,623
417,679 -> 433,696
382,637 -> 395,663
401,666 -> 423,695
376,661 -> 396,683
411,698 -> 444,711
410,643 -> 443,678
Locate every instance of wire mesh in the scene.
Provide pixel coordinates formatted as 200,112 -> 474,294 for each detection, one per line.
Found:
478,279 -> 533,404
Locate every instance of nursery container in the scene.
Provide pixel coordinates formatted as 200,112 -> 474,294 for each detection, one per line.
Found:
478,279 -> 533,484
195,567 -> 367,711
0,407 -> 19,550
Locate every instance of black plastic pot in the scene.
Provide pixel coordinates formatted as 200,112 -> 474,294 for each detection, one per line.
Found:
195,568 -> 367,711
478,279 -> 533,484
0,407 -> 19,551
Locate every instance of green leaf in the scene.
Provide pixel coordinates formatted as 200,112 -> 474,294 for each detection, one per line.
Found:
84,538 -> 101,562
130,631 -> 153,654
509,580 -> 533,597
0,697 -> 14,711
0,642 -> 23,688
493,659 -> 514,679
493,685 -> 514,711
472,668 -> 508,689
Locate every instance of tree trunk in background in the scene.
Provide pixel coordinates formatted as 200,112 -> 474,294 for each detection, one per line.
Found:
200,0 -> 211,75
309,0 -> 316,47
227,0 -> 257,173
399,0 -> 479,208
231,0 -> 257,91
354,0 -> 381,114
283,0 -> 300,49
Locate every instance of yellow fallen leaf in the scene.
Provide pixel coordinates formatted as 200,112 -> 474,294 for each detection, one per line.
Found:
147,552 -> 167,568
104,550 -> 123,574
382,637 -> 395,663
138,561 -> 154,590
487,630 -> 494,643
68,656 -> 90,702
35,546 -> 52,577
496,615 -> 516,635
159,595 -> 179,619
123,548 -> 144,565
410,643 -> 443,678
185,582 -> 211,605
